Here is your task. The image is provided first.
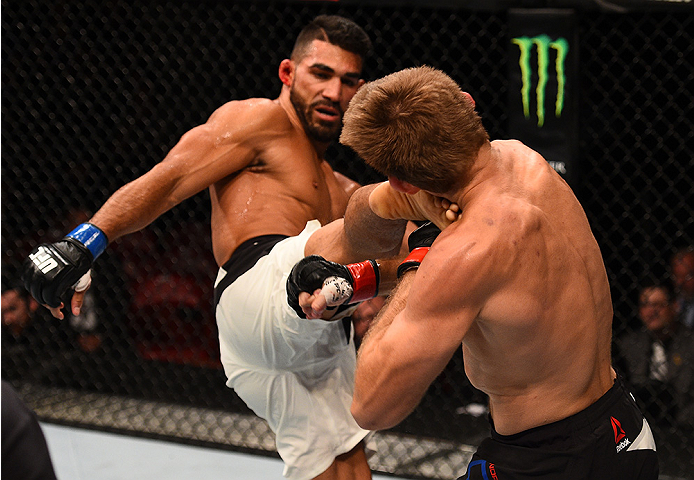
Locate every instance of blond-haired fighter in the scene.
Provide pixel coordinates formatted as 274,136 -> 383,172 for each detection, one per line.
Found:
292,66 -> 659,480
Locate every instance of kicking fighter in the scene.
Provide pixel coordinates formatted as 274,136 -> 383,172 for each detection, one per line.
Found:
24,15 -> 383,480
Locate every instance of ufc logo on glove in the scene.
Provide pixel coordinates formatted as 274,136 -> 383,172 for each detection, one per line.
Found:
29,246 -> 62,274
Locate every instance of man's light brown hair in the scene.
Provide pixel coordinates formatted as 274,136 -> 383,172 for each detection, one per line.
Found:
340,66 -> 488,193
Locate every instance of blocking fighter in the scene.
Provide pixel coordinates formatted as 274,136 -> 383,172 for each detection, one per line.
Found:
291,66 -> 659,479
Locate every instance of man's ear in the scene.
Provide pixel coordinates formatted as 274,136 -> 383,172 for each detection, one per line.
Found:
388,176 -> 420,195
279,59 -> 294,87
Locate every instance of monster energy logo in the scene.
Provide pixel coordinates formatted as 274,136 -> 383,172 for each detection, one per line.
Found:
512,35 -> 569,127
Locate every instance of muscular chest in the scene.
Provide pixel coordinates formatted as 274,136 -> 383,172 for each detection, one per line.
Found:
220,141 -> 348,224
292,161 -> 349,223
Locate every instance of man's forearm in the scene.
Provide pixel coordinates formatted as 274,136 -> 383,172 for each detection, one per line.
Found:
352,271 -> 419,429
358,270 -> 413,350
89,167 -> 179,242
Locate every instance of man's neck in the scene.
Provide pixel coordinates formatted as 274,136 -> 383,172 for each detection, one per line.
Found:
455,141 -> 494,207
276,90 -> 331,157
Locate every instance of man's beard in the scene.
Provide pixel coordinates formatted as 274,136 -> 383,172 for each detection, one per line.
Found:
290,88 -> 342,143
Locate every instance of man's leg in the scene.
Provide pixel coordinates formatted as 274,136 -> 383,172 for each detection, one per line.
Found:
315,441 -> 372,480
304,182 -> 459,265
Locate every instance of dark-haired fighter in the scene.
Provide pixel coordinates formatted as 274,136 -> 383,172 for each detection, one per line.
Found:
24,15 -> 385,480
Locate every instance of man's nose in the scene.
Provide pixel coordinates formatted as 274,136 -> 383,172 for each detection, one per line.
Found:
322,77 -> 342,102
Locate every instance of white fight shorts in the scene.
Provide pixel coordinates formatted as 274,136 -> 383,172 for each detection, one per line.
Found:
214,220 -> 369,480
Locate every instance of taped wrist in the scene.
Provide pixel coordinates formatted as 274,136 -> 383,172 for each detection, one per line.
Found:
345,259 -> 380,303
396,247 -> 430,278
66,223 -> 108,260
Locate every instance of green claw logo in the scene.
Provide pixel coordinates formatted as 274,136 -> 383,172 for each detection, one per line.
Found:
512,35 -> 568,127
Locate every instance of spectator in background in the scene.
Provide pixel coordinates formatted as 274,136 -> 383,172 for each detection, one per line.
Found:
670,246 -> 694,329
2,283 -> 105,358
1,285 -> 68,383
1,282 -> 122,391
1,286 -> 39,341
615,282 -> 694,433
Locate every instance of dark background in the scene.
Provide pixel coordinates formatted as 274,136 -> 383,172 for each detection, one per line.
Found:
2,0 -> 692,478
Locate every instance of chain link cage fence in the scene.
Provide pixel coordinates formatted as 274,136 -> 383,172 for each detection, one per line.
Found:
2,0 -> 692,478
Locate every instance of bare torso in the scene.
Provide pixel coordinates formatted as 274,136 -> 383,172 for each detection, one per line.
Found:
447,140 -> 614,433
87,39 -> 365,271
208,99 -> 351,265
88,96 -> 354,268
380,140 -> 616,435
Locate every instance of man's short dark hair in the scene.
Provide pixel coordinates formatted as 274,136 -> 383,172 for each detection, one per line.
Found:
291,15 -> 371,62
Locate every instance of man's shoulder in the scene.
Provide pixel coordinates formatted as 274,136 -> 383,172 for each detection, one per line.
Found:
425,219 -> 502,284
203,98 -> 297,147
491,138 -> 526,149
212,98 -> 291,128
464,192 -> 542,247
214,97 -> 283,116
490,139 -> 537,160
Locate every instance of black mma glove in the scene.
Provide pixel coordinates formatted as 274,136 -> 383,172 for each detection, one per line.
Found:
287,255 -> 380,319
22,223 -> 108,308
396,221 -> 441,278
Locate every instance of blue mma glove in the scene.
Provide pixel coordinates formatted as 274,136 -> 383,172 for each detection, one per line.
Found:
22,223 -> 107,307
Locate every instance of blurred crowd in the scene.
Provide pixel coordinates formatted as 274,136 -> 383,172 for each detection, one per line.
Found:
3,229 -> 693,471
612,247 -> 694,441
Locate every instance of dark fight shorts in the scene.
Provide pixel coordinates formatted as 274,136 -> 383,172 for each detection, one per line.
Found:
458,376 -> 658,480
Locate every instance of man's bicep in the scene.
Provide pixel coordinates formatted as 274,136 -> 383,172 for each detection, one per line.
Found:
398,261 -> 480,359
160,105 -> 262,202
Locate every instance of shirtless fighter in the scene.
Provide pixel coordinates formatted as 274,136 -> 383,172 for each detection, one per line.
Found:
23,15 -> 386,480
291,66 -> 660,479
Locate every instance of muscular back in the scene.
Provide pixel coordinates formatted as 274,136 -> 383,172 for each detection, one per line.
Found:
407,140 -> 614,434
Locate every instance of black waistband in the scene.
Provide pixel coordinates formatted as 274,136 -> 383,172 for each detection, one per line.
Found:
213,234 -> 288,308
491,375 -> 624,445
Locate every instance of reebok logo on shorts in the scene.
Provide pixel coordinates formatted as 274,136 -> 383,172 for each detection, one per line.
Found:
611,417 -> 630,452
611,417 -> 626,443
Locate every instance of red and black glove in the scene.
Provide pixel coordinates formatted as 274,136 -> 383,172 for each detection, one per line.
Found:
287,255 -> 380,319
396,222 -> 441,278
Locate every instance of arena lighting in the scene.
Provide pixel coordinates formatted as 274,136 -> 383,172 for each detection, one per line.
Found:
593,0 -> 693,8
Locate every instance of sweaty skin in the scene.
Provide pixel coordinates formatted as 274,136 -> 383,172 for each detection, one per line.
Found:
49,40 -> 363,319
352,140 -> 615,436
42,37 -> 379,480
95,40 -> 360,266
298,182 -> 461,319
